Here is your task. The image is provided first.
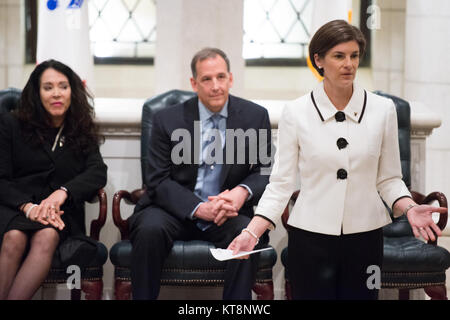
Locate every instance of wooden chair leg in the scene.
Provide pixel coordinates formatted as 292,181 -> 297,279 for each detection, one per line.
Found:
285,280 -> 292,300
71,288 -> 82,300
115,279 -> 132,300
81,280 -> 103,300
398,288 -> 410,300
424,285 -> 448,300
252,281 -> 274,300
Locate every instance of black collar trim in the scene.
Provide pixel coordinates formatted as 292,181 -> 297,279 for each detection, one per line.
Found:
310,91 -> 324,121
310,89 -> 367,123
358,90 -> 367,123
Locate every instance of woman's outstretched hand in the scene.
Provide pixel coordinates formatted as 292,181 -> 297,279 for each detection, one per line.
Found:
406,204 -> 447,241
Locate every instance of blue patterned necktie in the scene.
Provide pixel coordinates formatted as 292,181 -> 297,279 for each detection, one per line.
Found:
203,113 -> 222,164
196,113 -> 223,231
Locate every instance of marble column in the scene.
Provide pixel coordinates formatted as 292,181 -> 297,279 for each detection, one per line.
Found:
371,0 -> 406,97
402,0 -> 450,300
404,0 -> 450,235
0,0 -> 25,89
154,0 -> 245,96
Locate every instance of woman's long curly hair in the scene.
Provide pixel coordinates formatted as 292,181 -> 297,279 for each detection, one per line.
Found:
16,59 -> 103,154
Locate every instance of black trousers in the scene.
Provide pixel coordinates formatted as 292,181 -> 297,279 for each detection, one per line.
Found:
288,227 -> 383,300
129,205 -> 268,300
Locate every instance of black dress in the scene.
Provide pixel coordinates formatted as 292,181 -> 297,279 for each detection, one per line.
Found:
4,127 -> 68,240
0,113 -> 107,243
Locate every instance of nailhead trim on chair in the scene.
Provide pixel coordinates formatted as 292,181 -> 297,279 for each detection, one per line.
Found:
255,279 -> 273,283
43,278 -> 103,284
163,268 -> 226,272
44,267 -> 103,283
115,266 -> 273,277
44,277 -> 103,283
115,278 -> 272,286
382,282 -> 445,289
161,279 -> 224,286
46,267 -> 103,273
160,279 -> 272,286
383,271 -> 445,276
382,270 -> 446,289
115,266 -> 274,272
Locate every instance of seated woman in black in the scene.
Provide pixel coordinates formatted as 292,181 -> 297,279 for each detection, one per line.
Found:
0,59 -> 107,300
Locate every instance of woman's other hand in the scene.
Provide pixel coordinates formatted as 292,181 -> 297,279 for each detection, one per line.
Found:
226,216 -> 272,259
30,190 -> 67,230
406,204 -> 446,241
227,231 -> 258,260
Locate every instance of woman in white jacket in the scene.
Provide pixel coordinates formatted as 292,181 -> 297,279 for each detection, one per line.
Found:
225,20 -> 447,300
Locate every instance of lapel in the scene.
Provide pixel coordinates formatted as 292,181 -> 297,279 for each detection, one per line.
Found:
41,140 -> 54,160
183,97 -> 200,177
41,137 -> 60,164
219,95 -> 241,187
41,128 -> 67,163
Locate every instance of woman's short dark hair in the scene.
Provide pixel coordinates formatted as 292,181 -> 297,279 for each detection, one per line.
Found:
16,59 -> 103,154
190,47 -> 230,78
309,19 -> 366,76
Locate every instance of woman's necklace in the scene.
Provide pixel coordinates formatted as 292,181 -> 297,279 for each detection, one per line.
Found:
51,124 -> 65,152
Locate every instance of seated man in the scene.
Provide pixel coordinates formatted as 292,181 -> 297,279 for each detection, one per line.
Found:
128,47 -> 272,300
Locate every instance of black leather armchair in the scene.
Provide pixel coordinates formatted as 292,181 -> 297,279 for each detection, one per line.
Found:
0,87 -> 109,300
0,87 -> 21,113
280,92 -> 450,300
109,89 -> 277,300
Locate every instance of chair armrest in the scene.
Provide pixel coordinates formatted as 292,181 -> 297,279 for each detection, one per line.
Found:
281,190 -> 300,230
89,188 -> 107,241
112,188 -> 146,240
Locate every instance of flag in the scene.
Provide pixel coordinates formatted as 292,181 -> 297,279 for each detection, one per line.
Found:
308,0 -> 353,81
37,0 -> 94,88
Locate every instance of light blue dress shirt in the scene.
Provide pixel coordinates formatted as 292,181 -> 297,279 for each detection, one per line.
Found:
189,100 -> 252,221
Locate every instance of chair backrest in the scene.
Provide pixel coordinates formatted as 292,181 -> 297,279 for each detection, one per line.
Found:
373,91 -> 411,189
374,91 -> 414,237
0,87 -> 21,114
140,89 -> 197,185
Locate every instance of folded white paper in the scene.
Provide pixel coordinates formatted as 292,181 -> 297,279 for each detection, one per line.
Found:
210,247 -> 273,261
